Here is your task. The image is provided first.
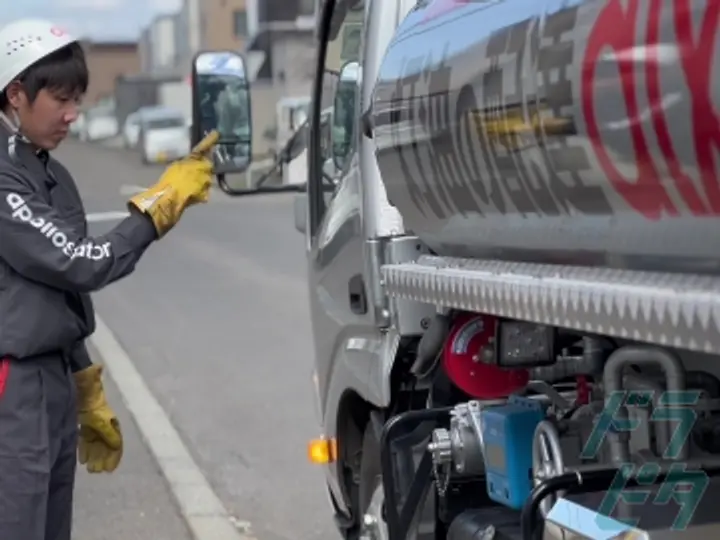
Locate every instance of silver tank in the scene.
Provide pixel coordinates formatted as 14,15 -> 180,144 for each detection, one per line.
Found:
371,0 -> 720,275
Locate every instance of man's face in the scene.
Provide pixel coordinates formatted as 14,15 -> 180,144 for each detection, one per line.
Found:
7,84 -> 81,150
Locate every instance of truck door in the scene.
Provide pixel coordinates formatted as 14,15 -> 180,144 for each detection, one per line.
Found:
304,0 -> 368,513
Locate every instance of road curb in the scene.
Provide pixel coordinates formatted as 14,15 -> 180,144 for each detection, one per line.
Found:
88,315 -> 257,540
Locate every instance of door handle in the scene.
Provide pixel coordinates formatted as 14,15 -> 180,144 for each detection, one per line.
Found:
348,274 -> 367,315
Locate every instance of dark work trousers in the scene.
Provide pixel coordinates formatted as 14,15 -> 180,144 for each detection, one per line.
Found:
0,353 -> 78,540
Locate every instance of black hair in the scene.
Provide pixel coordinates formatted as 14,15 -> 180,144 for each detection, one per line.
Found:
0,41 -> 89,109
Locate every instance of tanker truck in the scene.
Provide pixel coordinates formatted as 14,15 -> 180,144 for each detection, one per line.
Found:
189,0 -> 720,538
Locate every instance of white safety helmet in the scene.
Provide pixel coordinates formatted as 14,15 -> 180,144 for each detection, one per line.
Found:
0,19 -> 78,93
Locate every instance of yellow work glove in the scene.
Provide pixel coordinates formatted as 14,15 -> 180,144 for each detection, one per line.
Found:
73,364 -> 123,473
128,130 -> 219,237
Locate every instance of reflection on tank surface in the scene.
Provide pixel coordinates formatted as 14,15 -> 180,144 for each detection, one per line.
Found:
370,0 -> 720,275
468,99 -> 576,152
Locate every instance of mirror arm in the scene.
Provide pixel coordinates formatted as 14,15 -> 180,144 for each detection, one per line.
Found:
256,159 -> 282,188
217,180 -> 306,196
215,170 -> 306,196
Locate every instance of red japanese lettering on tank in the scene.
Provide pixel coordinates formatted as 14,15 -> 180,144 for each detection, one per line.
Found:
582,0 -> 677,220
582,0 -> 720,218
673,0 -> 720,213
0,358 -> 9,399
645,0 -> 709,215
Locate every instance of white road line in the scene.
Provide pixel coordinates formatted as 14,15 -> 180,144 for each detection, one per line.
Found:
88,316 -> 257,540
118,184 -> 237,205
86,211 -> 130,222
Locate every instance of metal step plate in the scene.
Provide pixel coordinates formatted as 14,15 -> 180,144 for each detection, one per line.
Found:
380,256 -> 720,354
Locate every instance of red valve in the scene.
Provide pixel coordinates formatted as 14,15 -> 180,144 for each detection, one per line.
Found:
575,375 -> 590,406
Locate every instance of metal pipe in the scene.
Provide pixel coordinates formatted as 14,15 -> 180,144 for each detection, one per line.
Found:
602,346 -> 686,463
570,400 -> 603,420
622,374 -> 670,459
531,420 -> 565,518
583,336 -> 607,377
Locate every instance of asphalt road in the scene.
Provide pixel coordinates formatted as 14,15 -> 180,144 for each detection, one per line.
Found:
57,139 -> 337,540
73,369 -> 193,540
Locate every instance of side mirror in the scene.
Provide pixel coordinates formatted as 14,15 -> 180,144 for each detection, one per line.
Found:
331,60 -> 360,171
191,50 -> 252,176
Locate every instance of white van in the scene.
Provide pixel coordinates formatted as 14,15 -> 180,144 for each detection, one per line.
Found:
137,106 -> 189,164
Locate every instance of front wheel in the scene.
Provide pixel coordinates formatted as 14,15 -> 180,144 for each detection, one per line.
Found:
357,423 -> 388,540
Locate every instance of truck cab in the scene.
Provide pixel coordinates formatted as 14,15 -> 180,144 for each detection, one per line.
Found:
191,0 -> 720,538
190,4 -> 431,535
297,2 -> 433,537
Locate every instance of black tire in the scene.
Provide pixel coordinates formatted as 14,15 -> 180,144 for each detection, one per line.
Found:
358,422 -> 383,526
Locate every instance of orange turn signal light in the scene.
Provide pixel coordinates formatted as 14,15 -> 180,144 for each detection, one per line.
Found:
308,437 -> 337,464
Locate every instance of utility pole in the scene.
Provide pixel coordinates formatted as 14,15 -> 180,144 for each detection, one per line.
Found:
187,0 -> 201,53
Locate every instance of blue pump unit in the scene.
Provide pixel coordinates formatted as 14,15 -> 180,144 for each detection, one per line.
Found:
480,395 -> 545,509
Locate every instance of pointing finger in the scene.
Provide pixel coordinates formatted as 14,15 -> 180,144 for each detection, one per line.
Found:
190,130 -> 220,158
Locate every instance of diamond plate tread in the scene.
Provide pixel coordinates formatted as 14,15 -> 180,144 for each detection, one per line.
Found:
381,255 -> 720,354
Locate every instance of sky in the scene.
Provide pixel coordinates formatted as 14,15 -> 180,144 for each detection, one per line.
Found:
0,0 -> 181,41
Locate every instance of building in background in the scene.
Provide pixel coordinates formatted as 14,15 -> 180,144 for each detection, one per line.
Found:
138,13 -> 181,74
245,0 -> 316,156
146,0 -> 317,76
176,0 -> 248,67
150,14 -> 179,73
202,0 -> 249,51
138,27 -> 153,72
247,0 -> 315,82
81,40 -> 140,105
135,0 -> 317,157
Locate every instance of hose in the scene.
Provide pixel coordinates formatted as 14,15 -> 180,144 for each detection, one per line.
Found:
686,370 -> 720,398
526,381 -> 572,411
521,464 -> 720,540
521,472 -> 587,540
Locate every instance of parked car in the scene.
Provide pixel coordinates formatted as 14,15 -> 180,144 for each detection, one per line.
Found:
121,110 -> 142,149
78,108 -> 118,142
69,111 -> 85,138
122,105 -> 163,149
137,107 -> 189,164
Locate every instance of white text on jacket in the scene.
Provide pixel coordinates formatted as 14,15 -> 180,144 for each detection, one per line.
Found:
6,193 -> 112,261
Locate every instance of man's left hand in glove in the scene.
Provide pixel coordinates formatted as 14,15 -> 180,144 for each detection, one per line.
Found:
73,364 -> 123,473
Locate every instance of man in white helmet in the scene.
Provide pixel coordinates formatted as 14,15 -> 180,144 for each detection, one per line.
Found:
0,19 -> 219,540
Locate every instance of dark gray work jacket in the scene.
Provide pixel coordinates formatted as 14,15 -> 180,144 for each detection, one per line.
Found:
0,127 -> 157,365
